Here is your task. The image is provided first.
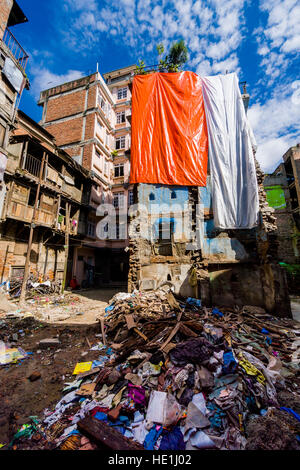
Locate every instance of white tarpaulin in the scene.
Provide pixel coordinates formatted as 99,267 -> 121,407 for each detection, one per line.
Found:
2,57 -> 24,94
0,152 -> 7,182
201,73 -> 259,229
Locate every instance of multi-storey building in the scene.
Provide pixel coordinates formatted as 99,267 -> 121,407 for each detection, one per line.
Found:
264,144 -> 300,266
0,109 -> 92,288
0,0 -> 28,162
38,66 -> 137,286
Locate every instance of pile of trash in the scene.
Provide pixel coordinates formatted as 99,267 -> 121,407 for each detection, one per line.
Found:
3,277 -> 61,300
6,289 -> 300,450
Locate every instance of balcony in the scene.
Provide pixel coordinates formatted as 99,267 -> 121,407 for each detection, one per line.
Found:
7,201 -> 54,227
2,28 -> 29,72
24,153 -> 41,178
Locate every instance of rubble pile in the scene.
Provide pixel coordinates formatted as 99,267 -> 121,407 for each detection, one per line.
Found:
6,278 -> 61,300
4,290 -> 300,451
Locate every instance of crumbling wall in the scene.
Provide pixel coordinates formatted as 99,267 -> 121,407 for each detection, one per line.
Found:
0,221 -> 65,283
129,162 -> 291,317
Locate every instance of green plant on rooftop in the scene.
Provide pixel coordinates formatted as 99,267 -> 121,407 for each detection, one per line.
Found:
158,40 -> 188,72
135,59 -> 146,75
135,40 -> 189,75
167,39 -> 189,72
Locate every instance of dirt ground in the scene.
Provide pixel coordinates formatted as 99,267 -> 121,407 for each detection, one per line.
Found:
0,288 -> 126,446
0,316 -> 105,446
5,287 -> 123,324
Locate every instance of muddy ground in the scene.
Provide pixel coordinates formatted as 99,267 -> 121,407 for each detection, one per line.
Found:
0,316 -> 103,446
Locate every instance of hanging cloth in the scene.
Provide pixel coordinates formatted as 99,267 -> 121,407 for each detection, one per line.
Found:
201,73 -> 259,229
130,72 -> 208,186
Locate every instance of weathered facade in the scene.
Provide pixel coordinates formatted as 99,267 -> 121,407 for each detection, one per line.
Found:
264,155 -> 300,264
38,66 -> 137,286
0,0 -> 28,159
0,109 -> 92,288
127,83 -> 291,317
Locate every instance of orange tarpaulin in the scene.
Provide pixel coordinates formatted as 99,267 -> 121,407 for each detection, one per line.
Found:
129,72 -> 208,186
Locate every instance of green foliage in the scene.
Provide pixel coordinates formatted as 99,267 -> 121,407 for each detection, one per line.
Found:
136,40 -> 189,75
135,59 -> 146,75
157,39 -> 188,72
111,149 -> 118,157
167,39 -> 189,70
156,43 -> 165,56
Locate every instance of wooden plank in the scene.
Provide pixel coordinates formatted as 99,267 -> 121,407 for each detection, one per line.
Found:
76,366 -> 102,380
133,327 -> 148,341
160,322 -> 181,351
179,322 -> 198,337
100,318 -> 107,346
77,416 -> 144,450
125,314 -> 136,330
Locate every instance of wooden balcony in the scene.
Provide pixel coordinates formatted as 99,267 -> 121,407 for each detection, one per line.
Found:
2,27 -> 29,72
6,201 -> 54,226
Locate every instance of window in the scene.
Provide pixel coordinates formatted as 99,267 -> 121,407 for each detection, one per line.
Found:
10,266 -> 25,279
116,223 -> 126,239
96,119 -> 103,136
117,111 -> 126,124
115,135 -> 125,150
114,164 -> 124,178
98,92 -> 105,109
113,192 -> 124,208
96,151 -> 102,159
117,87 -> 127,100
158,220 -> 175,241
171,191 -> 177,199
128,191 -> 134,206
149,193 -> 155,201
87,222 -> 96,237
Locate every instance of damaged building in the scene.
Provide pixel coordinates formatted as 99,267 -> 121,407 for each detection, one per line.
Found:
126,72 -> 291,318
38,67 -> 137,286
0,109 -> 92,288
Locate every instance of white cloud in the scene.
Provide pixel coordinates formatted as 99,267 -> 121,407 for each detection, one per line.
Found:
30,66 -> 85,99
60,0 -> 247,75
256,0 -> 300,78
248,81 -> 300,172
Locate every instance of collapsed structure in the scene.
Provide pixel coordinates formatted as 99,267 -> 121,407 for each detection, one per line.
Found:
264,144 -> 300,265
127,72 -> 291,317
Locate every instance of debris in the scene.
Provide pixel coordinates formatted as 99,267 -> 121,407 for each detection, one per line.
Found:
38,338 -> 60,348
3,289 -> 300,451
72,362 -> 93,375
78,416 -> 144,450
28,372 -> 41,382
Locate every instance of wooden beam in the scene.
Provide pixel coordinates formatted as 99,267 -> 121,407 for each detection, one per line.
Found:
61,201 -> 70,293
77,416 -> 144,450
19,151 -> 46,303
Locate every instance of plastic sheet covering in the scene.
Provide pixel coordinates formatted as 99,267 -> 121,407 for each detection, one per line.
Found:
0,152 -> 7,182
201,73 -> 259,229
130,72 -> 208,186
2,57 -> 24,94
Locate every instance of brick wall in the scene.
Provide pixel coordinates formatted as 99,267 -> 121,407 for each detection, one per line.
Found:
275,212 -> 298,263
82,143 -> 93,170
0,0 -> 13,40
65,145 -> 82,158
45,117 -> 83,146
0,238 -> 66,282
87,85 -> 97,109
84,113 -> 95,140
45,89 -> 86,122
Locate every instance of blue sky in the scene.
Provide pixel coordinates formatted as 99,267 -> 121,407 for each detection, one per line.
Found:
12,0 -> 300,173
